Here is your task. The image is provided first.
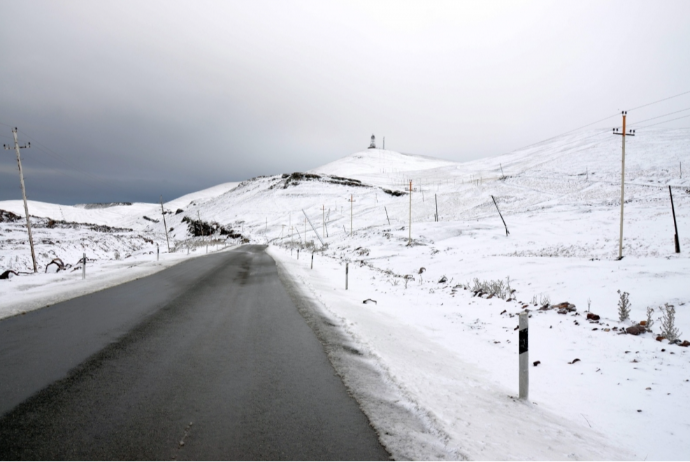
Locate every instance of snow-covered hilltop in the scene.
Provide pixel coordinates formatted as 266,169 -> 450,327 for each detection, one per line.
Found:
2,128 -> 690,459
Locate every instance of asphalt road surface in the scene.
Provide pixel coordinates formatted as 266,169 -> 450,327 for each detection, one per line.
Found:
0,245 -> 390,460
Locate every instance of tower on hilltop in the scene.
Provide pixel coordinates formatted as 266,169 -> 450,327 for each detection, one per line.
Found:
368,134 -> 376,149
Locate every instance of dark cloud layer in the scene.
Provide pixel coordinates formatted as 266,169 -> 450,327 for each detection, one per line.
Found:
1,0 -> 689,204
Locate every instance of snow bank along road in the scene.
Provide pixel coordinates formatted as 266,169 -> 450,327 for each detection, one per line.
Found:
0,245 -> 389,460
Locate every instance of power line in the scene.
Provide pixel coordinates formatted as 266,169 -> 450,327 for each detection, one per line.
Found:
633,113 -> 690,129
629,106 -> 690,126
628,90 -> 690,112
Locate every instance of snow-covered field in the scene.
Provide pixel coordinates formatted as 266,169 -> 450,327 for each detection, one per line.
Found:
2,129 -> 689,459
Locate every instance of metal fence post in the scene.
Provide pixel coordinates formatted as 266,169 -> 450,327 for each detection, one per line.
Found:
519,312 -> 529,400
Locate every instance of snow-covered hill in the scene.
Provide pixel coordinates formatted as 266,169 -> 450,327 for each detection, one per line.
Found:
2,129 -> 690,459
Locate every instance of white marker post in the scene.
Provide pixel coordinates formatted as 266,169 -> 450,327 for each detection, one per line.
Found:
82,252 -> 86,280
519,312 -> 529,400
345,263 -> 349,290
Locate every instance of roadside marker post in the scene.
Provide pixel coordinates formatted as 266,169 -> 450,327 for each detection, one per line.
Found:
311,253 -> 314,269
157,244 -> 159,261
82,253 -> 86,280
519,312 -> 529,400
345,263 -> 349,290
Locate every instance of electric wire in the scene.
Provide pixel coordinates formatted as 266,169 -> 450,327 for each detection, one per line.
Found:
628,107 -> 690,126
633,114 -> 690,129
627,90 -> 690,112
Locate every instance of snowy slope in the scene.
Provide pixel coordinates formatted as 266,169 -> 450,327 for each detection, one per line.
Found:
2,129 -> 690,459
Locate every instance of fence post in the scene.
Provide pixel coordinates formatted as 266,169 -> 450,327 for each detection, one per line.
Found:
82,252 -> 86,280
345,262 -> 349,290
519,312 -> 529,400
297,249 -> 300,259
311,253 -> 314,269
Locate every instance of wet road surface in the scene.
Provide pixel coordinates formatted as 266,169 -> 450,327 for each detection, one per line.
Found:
0,245 -> 389,460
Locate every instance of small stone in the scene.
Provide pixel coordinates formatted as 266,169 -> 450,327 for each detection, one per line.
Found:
586,313 -> 601,321
626,325 -> 645,336
533,361 -> 541,366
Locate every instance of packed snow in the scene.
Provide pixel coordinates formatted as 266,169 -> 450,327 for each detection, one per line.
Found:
2,129 -> 689,459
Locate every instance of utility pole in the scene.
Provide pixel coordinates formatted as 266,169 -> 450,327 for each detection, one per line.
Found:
349,194 -> 355,237
669,186 -> 681,253
613,111 -> 636,260
160,196 -> 170,252
197,211 -> 204,252
4,128 -> 37,272
409,180 -> 412,245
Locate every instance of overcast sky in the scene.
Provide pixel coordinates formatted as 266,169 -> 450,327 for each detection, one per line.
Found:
1,0 -> 689,204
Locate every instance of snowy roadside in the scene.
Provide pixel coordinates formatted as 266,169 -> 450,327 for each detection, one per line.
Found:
0,246 -> 238,321
268,245 -> 635,461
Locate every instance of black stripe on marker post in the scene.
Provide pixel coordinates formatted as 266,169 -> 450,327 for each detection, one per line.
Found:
519,312 -> 529,400
519,328 -> 528,354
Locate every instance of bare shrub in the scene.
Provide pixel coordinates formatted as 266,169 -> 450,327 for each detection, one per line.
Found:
660,304 -> 682,342
617,290 -> 631,322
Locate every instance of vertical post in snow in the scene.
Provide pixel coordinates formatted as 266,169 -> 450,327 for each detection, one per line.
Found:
345,262 -> 349,290
82,252 -> 86,280
157,244 -> 159,261
297,249 -> 299,259
435,194 -> 438,222
519,312 -> 529,400
613,111 -> 635,260
409,180 -> 412,245
384,206 -> 390,225
670,186 -> 681,253
350,194 -> 353,237
160,196 -> 171,252
311,253 -> 314,269
491,195 -> 509,236
4,128 -> 37,272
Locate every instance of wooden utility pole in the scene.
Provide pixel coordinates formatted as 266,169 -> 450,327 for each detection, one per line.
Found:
197,211 -> 204,253
4,128 -> 37,272
613,111 -> 636,259
349,194 -> 355,236
669,186 -> 681,253
160,196 -> 170,252
409,180 -> 412,245
435,194 -> 438,222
